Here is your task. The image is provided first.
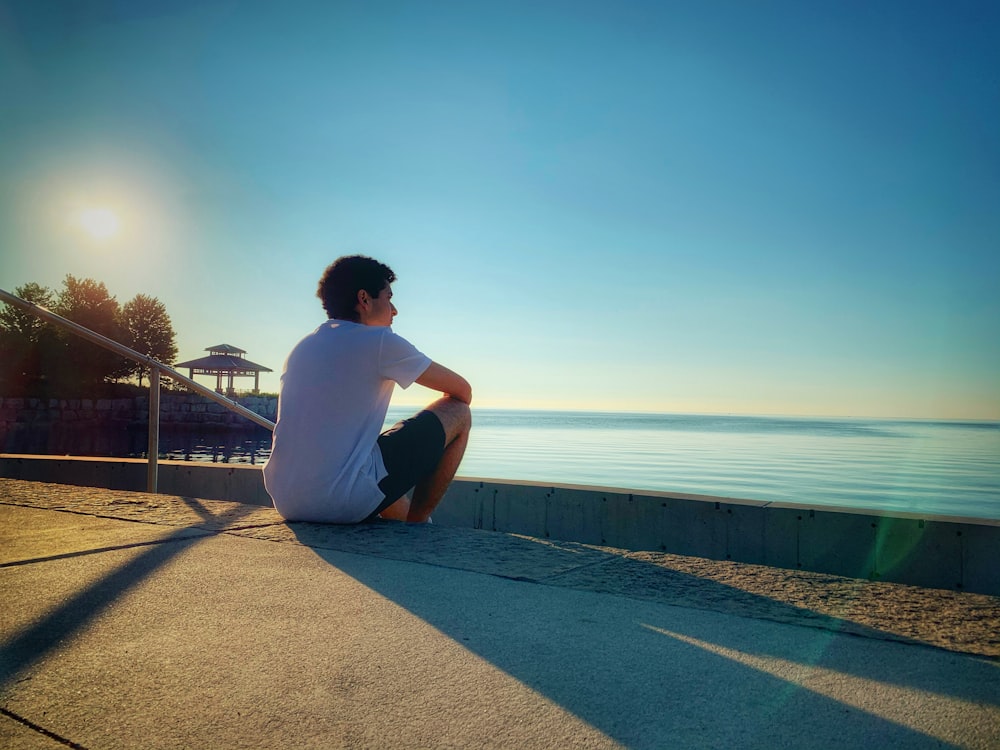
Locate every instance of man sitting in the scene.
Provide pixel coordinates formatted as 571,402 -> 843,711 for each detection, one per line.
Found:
263,255 -> 472,523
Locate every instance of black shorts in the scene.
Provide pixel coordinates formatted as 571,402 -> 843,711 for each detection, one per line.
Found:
368,410 -> 446,519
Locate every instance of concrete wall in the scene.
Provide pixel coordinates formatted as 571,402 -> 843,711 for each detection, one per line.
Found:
1,454 -> 997,596
0,394 -> 276,434
0,454 -> 272,508
0,394 -> 275,456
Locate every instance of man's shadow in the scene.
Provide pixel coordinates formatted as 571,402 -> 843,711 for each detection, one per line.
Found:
288,521 -> 998,750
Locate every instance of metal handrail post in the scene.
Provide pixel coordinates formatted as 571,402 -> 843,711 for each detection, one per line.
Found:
147,367 -> 160,493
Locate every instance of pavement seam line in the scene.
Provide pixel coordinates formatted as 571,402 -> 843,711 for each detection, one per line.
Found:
1,499 -> 285,533
218,522 -> 288,532
1,706 -> 89,750
0,533 -> 212,569
532,556 -> 620,583
0,500 -> 187,527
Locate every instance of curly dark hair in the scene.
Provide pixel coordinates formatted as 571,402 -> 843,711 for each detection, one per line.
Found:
316,255 -> 397,321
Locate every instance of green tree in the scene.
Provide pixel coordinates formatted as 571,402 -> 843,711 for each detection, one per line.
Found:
53,275 -> 129,387
0,282 -> 59,394
0,282 -> 55,341
120,293 -> 178,387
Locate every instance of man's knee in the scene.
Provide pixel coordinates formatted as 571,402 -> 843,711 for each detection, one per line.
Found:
428,397 -> 471,442
452,400 -> 472,433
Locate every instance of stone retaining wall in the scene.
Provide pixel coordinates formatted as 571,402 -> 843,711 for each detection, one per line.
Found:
0,393 -> 277,434
0,394 -> 276,454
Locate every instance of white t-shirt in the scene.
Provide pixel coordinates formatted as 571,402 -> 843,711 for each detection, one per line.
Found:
262,320 -> 431,522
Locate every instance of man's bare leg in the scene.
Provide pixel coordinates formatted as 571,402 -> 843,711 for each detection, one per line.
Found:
406,397 -> 472,523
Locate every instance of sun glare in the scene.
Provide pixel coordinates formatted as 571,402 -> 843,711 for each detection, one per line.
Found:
77,207 -> 121,241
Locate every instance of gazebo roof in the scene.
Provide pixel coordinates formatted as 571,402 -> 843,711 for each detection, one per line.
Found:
175,344 -> 271,393
174,354 -> 272,373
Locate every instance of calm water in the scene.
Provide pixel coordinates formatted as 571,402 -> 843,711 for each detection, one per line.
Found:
9,409 -> 999,520
445,410 -> 1000,520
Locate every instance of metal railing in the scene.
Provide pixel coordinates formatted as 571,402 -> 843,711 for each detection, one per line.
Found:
0,287 -> 275,493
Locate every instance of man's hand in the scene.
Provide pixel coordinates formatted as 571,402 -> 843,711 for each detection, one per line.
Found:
416,362 -> 472,404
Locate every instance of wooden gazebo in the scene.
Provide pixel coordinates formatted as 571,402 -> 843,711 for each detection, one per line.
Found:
175,344 -> 272,395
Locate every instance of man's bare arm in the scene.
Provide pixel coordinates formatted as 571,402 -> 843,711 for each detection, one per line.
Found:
416,362 -> 472,404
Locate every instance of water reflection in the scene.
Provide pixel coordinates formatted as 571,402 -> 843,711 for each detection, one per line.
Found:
157,428 -> 273,465
2,424 -> 273,465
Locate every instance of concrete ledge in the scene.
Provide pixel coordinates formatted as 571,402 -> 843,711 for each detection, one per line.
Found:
2,454 -> 998,595
0,454 -> 272,508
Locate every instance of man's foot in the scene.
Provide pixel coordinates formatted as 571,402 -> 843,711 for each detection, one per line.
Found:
379,495 -> 410,521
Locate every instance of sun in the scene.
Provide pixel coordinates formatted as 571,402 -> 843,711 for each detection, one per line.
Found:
77,207 -> 121,241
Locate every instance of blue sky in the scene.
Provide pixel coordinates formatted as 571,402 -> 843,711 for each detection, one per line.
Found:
1,0 -> 998,418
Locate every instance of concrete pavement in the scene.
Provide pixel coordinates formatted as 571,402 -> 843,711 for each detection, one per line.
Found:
1,478 -> 998,749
